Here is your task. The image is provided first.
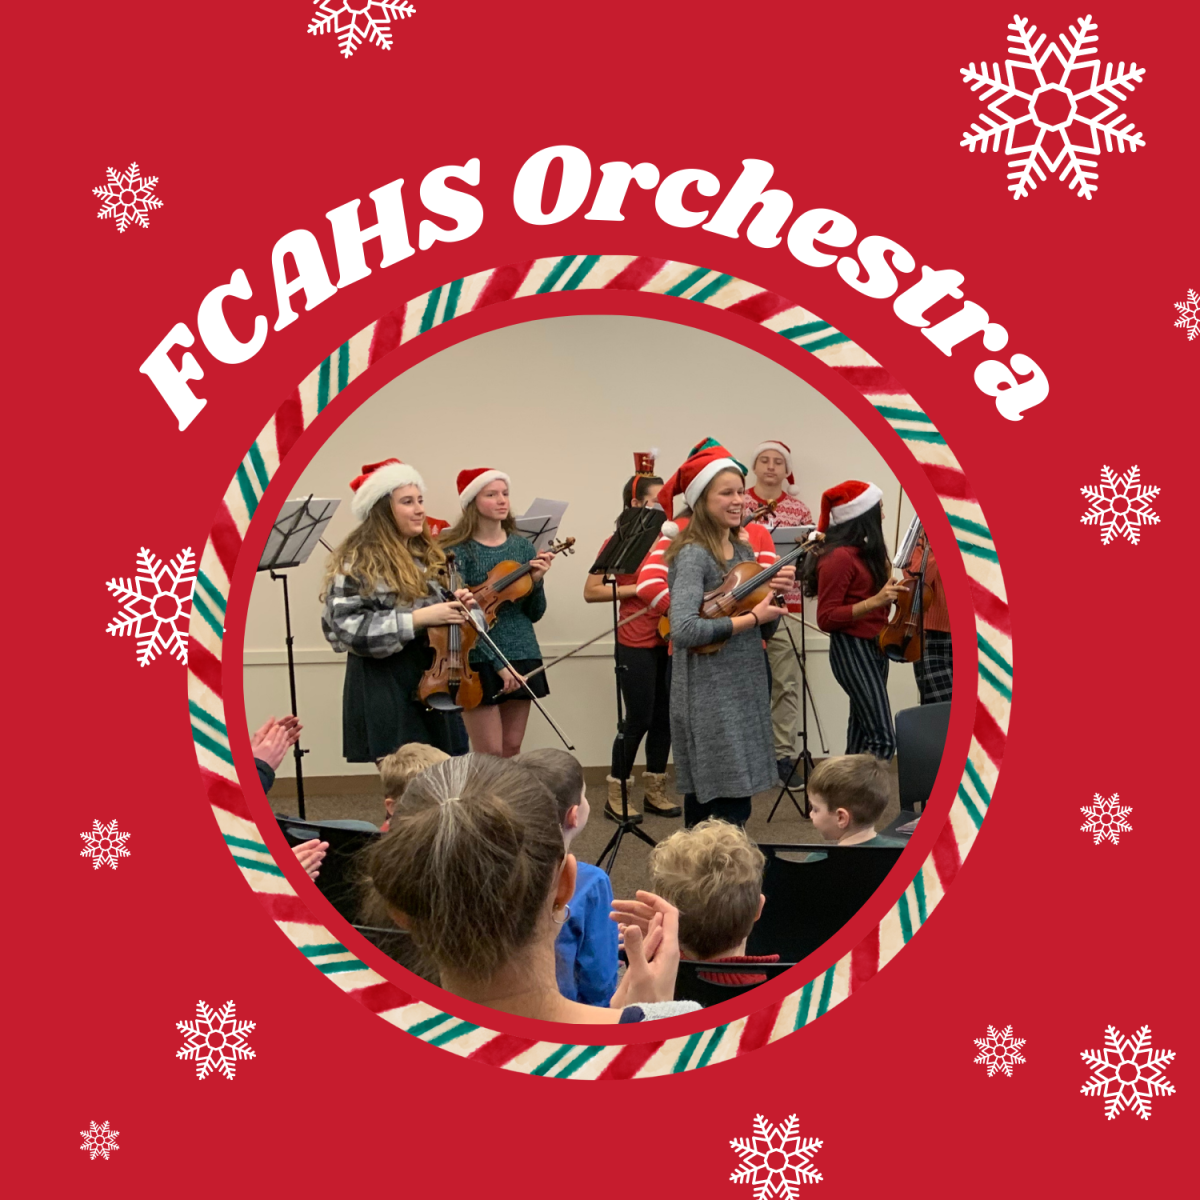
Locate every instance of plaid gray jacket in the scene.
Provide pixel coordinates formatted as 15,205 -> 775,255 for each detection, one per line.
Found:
321,571 -> 438,658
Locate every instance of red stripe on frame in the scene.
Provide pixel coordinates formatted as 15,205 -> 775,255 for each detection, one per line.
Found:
209,503 -> 243,581
274,389 -> 305,460
368,306 -> 406,364
201,768 -> 253,822
968,578 -> 1012,637
833,366 -> 906,394
348,980 -> 417,1014
850,925 -> 880,992
931,817 -> 962,891
723,289 -> 795,323
256,891 -> 321,925
189,639 -> 223,699
473,261 -> 535,308
922,463 -> 978,503
605,256 -> 670,290
597,1040 -> 666,1080
738,1001 -> 784,1052
973,703 -> 1007,766
467,1034 -> 538,1068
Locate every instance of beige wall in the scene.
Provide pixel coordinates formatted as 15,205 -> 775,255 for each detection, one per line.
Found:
244,315 -> 920,776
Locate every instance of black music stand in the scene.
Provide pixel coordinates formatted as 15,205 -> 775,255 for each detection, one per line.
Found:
590,505 -> 665,875
257,495 -> 340,819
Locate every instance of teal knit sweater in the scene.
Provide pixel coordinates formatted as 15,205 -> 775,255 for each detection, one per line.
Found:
453,535 -> 547,665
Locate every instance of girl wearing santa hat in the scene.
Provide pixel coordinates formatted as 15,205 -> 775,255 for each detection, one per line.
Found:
321,460 -> 478,763
662,442 -> 797,828
745,440 -> 815,784
801,481 -> 905,760
440,468 -> 557,758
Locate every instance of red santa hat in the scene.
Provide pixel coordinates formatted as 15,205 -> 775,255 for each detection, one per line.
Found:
456,467 -> 511,510
349,458 -> 426,522
655,438 -> 746,539
751,440 -> 798,496
817,479 -> 884,532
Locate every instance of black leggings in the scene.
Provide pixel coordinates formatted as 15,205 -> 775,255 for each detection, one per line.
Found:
611,643 -> 672,778
684,793 -> 752,829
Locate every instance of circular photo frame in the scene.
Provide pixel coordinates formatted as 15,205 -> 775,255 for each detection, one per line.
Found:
188,254 -> 1012,1079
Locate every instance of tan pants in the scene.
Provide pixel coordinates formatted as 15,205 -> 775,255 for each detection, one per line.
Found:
765,619 -> 802,759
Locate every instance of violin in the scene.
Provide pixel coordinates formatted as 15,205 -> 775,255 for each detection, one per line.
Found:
419,552 -> 484,711
878,539 -> 932,664
470,538 -> 576,624
689,537 -> 815,656
657,497 -> 785,640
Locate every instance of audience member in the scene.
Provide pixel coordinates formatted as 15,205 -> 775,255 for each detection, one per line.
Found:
808,754 -> 905,847
517,748 -> 619,1006
366,753 -> 698,1022
249,714 -> 327,882
379,743 -> 451,832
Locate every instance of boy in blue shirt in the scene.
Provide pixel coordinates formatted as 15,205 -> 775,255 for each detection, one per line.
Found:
517,749 -> 619,1006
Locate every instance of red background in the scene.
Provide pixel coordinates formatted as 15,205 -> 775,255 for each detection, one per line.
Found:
8,1 -> 1194,1194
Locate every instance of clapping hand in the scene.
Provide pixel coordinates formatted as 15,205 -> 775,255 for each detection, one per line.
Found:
292,839 -> 328,882
609,891 -> 682,1008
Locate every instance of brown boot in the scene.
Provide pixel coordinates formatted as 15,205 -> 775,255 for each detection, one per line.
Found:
605,776 -> 642,824
641,771 -> 682,817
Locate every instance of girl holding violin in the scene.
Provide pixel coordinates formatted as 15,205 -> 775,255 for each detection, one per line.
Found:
439,467 -> 556,758
583,453 -> 680,823
321,459 -> 477,763
661,443 -> 796,829
801,481 -> 904,761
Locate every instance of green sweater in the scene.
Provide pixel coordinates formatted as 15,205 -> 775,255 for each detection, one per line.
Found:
453,535 -> 547,665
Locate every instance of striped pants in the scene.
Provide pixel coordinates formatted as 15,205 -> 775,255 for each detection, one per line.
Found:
827,631 -> 896,760
914,629 -> 953,704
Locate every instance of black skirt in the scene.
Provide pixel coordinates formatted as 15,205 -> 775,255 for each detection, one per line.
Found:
341,636 -> 454,763
473,657 -> 549,707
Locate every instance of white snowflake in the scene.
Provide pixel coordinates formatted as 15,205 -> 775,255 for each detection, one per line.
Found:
960,14 -> 1145,199
973,1024 -> 1028,1077
730,1115 -> 822,1196
93,162 -> 163,232
1174,288 -> 1200,342
105,546 -> 196,666
308,1 -> 416,58
176,1000 -> 256,1080
80,819 -> 131,870
1081,1025 -> 1175,1120
1080,466 -> 1160,546
79,1119 -> 120,1161
1080,793 -> 1132,844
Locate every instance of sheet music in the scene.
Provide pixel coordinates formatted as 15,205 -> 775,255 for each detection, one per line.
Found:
514,497 -> 569,550
259,497 -> 340,571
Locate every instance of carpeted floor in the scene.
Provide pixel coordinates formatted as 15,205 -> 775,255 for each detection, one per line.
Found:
268,761 -> 901,907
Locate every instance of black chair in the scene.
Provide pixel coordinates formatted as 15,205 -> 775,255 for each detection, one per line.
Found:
746,844 -> 904,965
276,815 -> 381,925
894,701 -> 951,813
674,958 -> 798,1007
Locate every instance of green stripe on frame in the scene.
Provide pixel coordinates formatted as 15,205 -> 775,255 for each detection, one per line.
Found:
554,1044 -> 604,1079
948,512 -> 993,543
815,966 -> 835,1016
427,1020 -> 480,1048
442,276 -> 464,322
536,256 -> 577,294
408,1012 -> 454,1039
337,341 -> 350,392
192,593 -> 225,638
223,833 -> 267,854
956,783 -> 984,829
316,959 -> 367,976
247,442 -> 270,492
777,320 -> 829,340
195,570 -> 227,614
978,661 -> 1013,701
691,272 -> 733,304
871,404 -> 934,424
963,757 -> 992,809
977,633 -> 1013,677
799,331 -> 851,353
530,1043 -> 576,1076
192,724 -> 234,765
299,942 -> 347,958
230,853 -> 284,878
694,1025 -> 729,1069
189,700 -> 227,740
316,357 -> 332,412
795,978 -> 815,1029
895,428 -> 948,445
956,538 -> 1000,564
419,287 -> 443,333
673,1032 -> 704,1073
914,869 -> 928,924
897,892 -> 914,944
562,254 -> 601,290
665,265 -> 710,297
235,464 -> 259,519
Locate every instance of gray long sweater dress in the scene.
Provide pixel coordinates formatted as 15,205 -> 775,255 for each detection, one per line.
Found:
667,542 -> 779,804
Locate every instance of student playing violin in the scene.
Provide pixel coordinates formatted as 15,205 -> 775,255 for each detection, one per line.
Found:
440,467 -> 556,758
321,459 -> 477,764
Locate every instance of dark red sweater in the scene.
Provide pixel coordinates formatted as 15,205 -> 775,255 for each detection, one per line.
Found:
816,545 -> 887,638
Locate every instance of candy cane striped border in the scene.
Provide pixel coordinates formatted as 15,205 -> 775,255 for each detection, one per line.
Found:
188,254 -> 1011,1079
